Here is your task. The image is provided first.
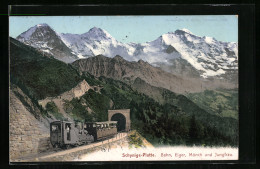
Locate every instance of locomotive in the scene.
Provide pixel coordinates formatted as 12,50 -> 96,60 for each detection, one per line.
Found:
50,120 -> 118,148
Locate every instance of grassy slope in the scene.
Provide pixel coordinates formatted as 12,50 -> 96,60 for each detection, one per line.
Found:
86,76 -> 238,146
186,89 -> 238,120
10,37 -> 82,100
131,77 -> 238,145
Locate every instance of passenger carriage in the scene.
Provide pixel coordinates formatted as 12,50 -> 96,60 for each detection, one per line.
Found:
50,120 -> 117,148
85,121 -> 118,141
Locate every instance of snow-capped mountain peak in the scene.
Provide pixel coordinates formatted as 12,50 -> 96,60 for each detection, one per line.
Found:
174,28 -> 193,35
17,27 -> 37,41
88,27 -> 105,34
16,23 -> 78,63
180,28 -> 193,34
203,36 -> 216,44
36,23 -> 50,27
17,23 -> 55,41
82,27 -> 113,40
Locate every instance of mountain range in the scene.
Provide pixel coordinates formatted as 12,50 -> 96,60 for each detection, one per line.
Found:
9,37 -> 238,147
72,55 -> 237,94
16,23 -> 238,80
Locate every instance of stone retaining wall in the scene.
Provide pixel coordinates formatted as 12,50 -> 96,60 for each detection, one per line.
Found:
9,91 -> 52,161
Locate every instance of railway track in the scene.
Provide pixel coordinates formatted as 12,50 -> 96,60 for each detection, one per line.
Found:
15,132 -> 128,162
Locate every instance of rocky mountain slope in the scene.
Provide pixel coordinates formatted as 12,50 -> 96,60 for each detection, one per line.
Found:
16,24 -> 238,80
72,55 -> 237,94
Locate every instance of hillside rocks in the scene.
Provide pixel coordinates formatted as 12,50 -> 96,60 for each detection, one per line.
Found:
11,84 -> 42,121
38,79 -> 98,121
38,80 -> 91,107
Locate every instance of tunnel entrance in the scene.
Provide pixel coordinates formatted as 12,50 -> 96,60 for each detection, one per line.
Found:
108,109 -> 130,131
111,113 -> 126,132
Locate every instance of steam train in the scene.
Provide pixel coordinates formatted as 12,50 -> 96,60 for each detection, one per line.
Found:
50,120 -> 118,148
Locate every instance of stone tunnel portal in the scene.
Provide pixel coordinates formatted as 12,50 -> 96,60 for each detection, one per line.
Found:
111,113 -> 126,132
108,109 -> 130,132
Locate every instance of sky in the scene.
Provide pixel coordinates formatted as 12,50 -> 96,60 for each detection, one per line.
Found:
9,15 -> 238,43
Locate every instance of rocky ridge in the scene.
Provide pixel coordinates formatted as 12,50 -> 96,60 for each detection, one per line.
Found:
72,55 -> 237,94
38,79 -> 97,121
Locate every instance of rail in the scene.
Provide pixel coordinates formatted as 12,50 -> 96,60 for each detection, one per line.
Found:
16,132 -> 128,162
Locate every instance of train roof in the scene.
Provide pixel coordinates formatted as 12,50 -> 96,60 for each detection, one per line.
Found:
50,120 -> 72,124
85,121 -> 117,124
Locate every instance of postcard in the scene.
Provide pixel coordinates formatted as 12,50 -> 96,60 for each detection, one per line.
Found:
9,15 -> 238,162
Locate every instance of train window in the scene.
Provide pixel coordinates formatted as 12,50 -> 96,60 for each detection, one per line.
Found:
52,125 -> 57,131
65,123 -> 71,129
97,124 -> 101,129
65,123 -> 71,141
93,124 -> 96,127
51,124 -> 60,132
